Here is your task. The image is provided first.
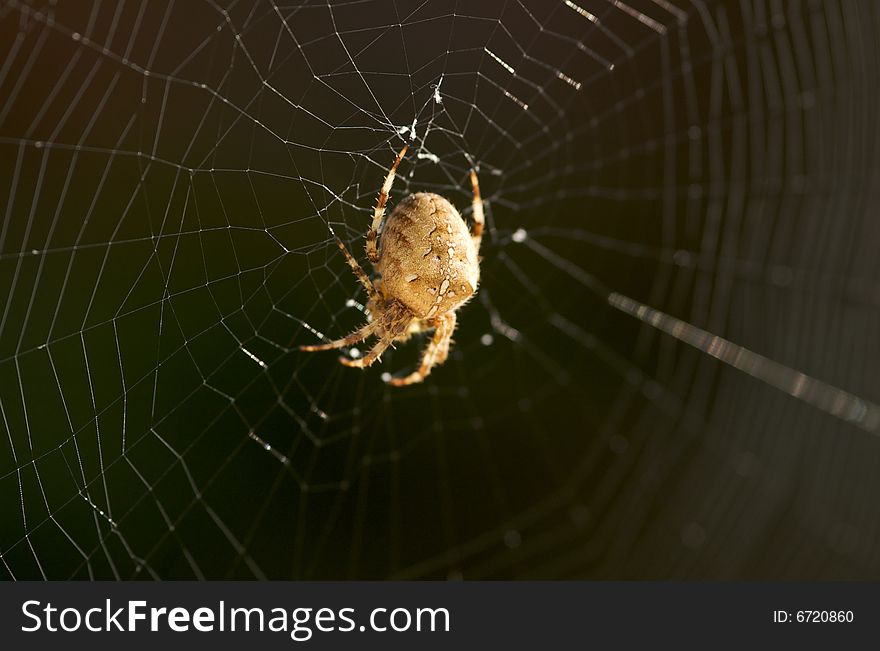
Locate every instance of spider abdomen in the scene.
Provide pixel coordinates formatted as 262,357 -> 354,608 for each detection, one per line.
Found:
376,192 -> 480,319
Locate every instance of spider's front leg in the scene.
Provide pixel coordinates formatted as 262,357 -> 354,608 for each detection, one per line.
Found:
339,331 -> 395,368
388,312 -> 456,386
339,309 -> 411,369
300,322 -> 378,352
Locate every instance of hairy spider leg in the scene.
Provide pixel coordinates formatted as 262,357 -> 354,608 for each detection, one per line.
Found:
366,144 -> 408,264
434,318 -> 454,366
469,169 -> 484,253
339,328 -> 399,369
333,236 -> 378,301
388,312 -> 456,386
299,321 -> 378,352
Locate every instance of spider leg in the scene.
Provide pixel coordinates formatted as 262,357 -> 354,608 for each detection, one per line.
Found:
469,169 -> 484,253
333,236 -> 378,301
388,312 -> 456,386
339,331 -> 396,368
434,316 -> 455,366
299,321 -> 377,352
366,144 -> 408,264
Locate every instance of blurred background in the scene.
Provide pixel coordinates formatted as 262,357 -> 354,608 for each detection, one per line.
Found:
1,0 -> 879,579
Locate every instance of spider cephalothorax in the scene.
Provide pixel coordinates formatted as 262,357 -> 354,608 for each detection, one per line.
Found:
300,145 -> 484,386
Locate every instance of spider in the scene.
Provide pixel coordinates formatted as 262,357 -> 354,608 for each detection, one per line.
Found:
300,145 -> 484,386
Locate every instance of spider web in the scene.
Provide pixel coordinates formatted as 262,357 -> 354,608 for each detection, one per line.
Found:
1,0 -> 879,580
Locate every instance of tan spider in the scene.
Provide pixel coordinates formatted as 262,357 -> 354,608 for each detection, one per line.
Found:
301,145 -> 484,386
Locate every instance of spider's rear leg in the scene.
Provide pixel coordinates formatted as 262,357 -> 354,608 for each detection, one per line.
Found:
333,236 -> 378,301
469,169 -> 484,253
367,144 -> 408,264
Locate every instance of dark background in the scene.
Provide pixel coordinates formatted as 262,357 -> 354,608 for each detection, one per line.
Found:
1,0 -> 878,579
